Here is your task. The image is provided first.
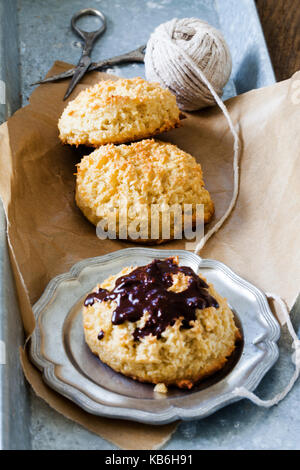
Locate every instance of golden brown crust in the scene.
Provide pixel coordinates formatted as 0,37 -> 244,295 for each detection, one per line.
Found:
75,139 -> 214,242
88,346 -> 232,389
58,77 -> 181,146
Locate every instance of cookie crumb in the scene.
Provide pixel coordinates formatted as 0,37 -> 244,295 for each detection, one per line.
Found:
154,383 -> 168,394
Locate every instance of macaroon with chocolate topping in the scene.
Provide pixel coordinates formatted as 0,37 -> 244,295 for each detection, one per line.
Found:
82,257 -> 241,389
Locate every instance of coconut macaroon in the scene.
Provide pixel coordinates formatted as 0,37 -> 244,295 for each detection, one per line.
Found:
58,77 -> 181,146
75,139 -> 214,243
83,257 -> 241,389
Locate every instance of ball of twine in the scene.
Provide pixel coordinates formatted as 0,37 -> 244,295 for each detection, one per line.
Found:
145,17 -> 232,111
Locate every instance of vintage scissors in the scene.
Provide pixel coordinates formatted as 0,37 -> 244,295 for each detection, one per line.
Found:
33,8 -> 146,100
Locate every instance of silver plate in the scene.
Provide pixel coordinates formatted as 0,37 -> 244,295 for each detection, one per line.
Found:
29,248 -> 280,425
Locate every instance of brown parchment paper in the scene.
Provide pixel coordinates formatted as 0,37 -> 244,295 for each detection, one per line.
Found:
0,61 -> 299,449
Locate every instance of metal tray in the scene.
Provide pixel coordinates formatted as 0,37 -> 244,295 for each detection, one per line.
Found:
4,0 -> 299,451
30,248 -> 280,425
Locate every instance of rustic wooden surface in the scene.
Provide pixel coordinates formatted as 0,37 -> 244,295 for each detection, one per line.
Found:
256,0 -> 300,81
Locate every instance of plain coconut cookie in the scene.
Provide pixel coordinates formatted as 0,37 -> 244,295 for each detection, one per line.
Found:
82,257 -> 241,389
75,139 -> 214,243
58,77 -> 181,146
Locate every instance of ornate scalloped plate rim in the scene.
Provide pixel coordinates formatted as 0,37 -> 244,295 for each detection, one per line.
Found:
30,248 -> 280,424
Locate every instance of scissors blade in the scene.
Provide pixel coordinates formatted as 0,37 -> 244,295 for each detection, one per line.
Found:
63,56 -> 92,100
31,46 -> 146,86
31,67 -> 77,85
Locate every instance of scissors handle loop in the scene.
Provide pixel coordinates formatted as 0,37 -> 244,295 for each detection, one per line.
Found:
71,8 -> 106,45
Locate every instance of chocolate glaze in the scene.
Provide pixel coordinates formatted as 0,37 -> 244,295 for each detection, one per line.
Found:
97,330 -> 105,340
84,258 -> 219,341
